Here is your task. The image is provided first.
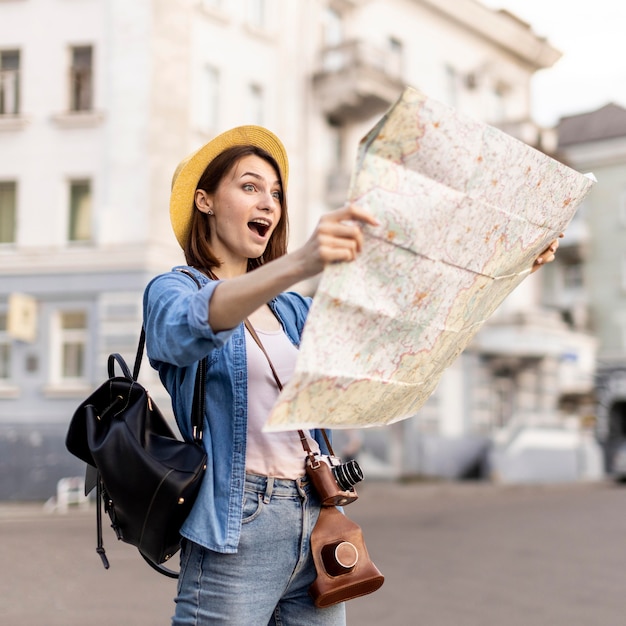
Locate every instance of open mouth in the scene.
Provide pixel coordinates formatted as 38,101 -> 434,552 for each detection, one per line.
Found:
248,219 -> 271,238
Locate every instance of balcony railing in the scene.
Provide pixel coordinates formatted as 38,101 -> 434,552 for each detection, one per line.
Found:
312,39 -> 405,123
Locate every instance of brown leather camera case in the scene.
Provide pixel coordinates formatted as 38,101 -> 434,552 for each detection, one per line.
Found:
305,457 -> 359,506
309,506 -> 384,607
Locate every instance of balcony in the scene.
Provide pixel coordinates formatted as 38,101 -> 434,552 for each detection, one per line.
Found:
474,310 -> 568,357
472,310 -> 597,395
312,40 -> 405,124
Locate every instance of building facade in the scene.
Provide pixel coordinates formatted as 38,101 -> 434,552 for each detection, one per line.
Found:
0,0 -> 589,498
554,103 -> 626,474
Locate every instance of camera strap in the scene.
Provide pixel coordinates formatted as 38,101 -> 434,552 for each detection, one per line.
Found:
243,318 -> 334,457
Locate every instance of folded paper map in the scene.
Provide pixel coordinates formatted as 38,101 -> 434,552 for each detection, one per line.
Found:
264,86 -> 595,431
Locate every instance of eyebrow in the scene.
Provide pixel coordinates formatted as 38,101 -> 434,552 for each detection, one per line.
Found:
240,171 -> 281,187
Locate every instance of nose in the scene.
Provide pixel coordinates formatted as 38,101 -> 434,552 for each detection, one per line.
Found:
259,189 -> 279,212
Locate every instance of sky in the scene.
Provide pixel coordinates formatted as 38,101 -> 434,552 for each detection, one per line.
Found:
481,0 -> 626,126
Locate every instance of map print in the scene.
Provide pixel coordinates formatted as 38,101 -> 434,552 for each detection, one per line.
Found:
265,86 -> 595,431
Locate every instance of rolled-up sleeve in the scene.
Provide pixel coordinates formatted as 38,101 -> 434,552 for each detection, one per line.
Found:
143,270 -> 236,367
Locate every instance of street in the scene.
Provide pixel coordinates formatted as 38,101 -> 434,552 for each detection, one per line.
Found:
2,480 -> 625,625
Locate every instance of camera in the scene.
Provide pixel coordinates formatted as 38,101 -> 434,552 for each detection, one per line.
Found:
332,458 -> 363,492
305,454 -> 363,506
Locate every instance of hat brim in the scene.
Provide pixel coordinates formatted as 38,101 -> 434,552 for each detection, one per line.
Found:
170,125 -> 289,249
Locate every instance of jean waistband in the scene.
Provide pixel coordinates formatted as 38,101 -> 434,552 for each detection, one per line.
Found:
245,472 -> 313,500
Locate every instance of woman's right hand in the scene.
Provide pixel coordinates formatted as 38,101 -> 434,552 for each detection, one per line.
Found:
295,204 -> 380,278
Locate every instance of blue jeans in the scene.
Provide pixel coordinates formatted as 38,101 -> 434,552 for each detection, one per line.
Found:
172,473 -> 346,625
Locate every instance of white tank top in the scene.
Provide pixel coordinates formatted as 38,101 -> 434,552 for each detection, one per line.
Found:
244,326 -> 320,479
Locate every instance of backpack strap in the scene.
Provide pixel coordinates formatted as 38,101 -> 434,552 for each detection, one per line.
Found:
92,269 -> 208,576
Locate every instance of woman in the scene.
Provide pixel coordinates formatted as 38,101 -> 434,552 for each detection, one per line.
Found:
143,125 -> 559,625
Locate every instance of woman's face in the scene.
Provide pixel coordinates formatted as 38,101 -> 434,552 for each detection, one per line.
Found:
196,154 -> 283,272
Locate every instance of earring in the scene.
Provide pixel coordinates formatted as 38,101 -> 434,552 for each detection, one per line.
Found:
207,210 -> 214,216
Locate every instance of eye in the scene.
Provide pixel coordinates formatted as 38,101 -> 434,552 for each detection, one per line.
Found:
243,183 -> 255,192
272,190 -> 282,201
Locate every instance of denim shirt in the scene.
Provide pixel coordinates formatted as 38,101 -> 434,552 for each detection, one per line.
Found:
143,266 -> 331,553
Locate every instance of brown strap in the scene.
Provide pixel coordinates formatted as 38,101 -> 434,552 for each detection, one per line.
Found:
243,318 -> 334,457
244,319 -> 283,391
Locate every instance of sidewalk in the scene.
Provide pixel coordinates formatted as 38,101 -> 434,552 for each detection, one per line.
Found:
1,501 -> 176,626
2,480 -> 626,625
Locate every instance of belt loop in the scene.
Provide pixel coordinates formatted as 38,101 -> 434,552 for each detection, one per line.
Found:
263,476 -> 274,504
296,476 -> 307,500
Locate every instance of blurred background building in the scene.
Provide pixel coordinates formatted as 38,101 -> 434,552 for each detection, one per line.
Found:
552,103 -> 626,477
0,0 -> 607,499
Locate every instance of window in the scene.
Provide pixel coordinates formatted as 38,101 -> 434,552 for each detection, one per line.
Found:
328,121 -> 343,168
0,313 -> 10,381
247,0 -> 266,29
563,261 -> 584,290
0,49 -> 20,115
323,7 -> 343,46
0,181 -> 16,243
493,374 -> 515,429
247,84 -> 264,125
387,37 -> 403,78
321,8 -> 344,72
325,122 -> 350,208
194,65 -> 219,133
488,81 -> 509,124
56,311 -> 87,381
68,180 -> 92,242
445,65 -> 459,108
69,46 -> 93,112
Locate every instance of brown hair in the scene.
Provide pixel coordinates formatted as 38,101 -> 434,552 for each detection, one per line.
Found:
184,145 -> 289,273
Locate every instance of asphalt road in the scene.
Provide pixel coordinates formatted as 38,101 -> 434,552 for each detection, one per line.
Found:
2,480 -> 625,625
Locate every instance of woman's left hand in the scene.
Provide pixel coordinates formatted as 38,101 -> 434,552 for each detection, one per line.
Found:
531,234 -> 563,273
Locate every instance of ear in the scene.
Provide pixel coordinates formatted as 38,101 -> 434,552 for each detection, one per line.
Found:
195,189 -> 213,214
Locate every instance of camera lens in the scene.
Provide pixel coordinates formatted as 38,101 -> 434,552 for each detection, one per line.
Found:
321,541 -> 359,575
332,459 -> 363,491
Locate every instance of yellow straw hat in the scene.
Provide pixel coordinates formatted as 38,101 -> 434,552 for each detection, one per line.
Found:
169,125 -> 289,249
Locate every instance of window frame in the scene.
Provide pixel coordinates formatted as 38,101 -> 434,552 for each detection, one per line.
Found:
68,45 -> 94,112
562,260 -> 584,291
0,311 -> 11,382
387,36 -> 404,78
247,0 -> 266,30
67,178 -> 93,243
0,180 -> 17,244
247,83 -> 264,126
193,64 -> 220,134
49,309 -> 89,387
0,48 -> 20,116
